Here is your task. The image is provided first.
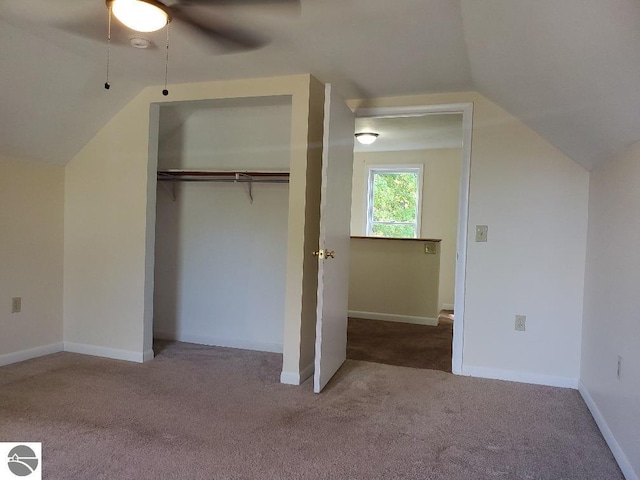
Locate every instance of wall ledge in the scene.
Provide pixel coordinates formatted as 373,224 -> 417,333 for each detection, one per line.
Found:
0,343 -> 64,367
579,381 -> 638,480
348,311 -> 438,326
462,365 -> 579,389
154,331 -> 283,354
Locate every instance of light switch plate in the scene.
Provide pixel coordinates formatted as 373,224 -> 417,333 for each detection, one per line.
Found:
424,242 -> 437,254
475,225 -> 488,242
12,297 -> 21,313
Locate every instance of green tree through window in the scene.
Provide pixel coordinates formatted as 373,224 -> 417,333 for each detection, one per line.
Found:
367,167 -> 422,238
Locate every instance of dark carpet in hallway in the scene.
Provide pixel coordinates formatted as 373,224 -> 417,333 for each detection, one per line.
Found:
347,317 -> 453,372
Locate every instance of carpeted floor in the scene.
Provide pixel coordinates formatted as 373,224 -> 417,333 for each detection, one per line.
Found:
0,342 -> 622,480
347,317 -> 453,372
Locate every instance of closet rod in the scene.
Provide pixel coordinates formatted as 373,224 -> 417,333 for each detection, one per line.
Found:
157,170 -> 289,183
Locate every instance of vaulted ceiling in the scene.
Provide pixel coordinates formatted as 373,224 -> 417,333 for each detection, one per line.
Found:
1,0 -> 638,170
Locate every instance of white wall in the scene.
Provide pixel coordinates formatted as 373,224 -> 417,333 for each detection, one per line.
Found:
158,100 -> 292,171
0,156 -> 64,364
154,102 -> 291,352
580,141 -> 640,480
350,148 -> 461,310
350,92 -> 589,387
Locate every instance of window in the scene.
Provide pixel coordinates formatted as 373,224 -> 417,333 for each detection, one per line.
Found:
366,166 -> 423,238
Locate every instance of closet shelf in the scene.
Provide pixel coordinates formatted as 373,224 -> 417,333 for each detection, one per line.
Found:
156,170 -> 289,203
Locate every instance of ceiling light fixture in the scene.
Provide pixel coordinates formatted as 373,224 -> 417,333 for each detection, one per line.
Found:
355,132 -> 379,145
105,0 -> 171,95
109,0 -> 170,33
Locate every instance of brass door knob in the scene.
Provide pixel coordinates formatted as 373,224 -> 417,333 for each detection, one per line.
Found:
312,249 -> 336,259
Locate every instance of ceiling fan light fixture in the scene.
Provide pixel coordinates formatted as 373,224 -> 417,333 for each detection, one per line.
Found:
355,132 -> 379,145
110,0 -> 170,33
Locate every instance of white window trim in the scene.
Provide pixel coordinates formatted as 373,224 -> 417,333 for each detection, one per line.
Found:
365,164 -> 424,238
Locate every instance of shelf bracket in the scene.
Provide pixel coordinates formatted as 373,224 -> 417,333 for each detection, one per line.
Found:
236,173 -> 253,203
159,180 -> 177,201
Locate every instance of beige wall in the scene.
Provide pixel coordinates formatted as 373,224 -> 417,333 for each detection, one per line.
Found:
349,238 -> 440,321
350,92 -> 589,385
0,156 -> 64,361
64,75 -> 320,374
62,83 -> 589,386
350,148 -> 461,310
581,141 -> 640,478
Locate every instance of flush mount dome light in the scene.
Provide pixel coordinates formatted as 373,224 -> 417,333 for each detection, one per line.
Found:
109,0 -> 170,33
355,132 -> 379,145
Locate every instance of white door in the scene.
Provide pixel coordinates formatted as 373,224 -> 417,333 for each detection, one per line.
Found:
313,84 -> 355,393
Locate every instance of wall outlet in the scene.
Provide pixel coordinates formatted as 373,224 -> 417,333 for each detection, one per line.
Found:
475,225 -> 488,242
515,315 -> 526,331
617,355 -> 622,380
11,297 -> 21,313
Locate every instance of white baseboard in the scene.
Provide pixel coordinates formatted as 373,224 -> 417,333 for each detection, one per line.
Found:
579,381 -> 638,480
63,342 -> 147,363
143,349 -> 155,362
280,362 -> 315,385
280,371 -> 300,385
0,343 -> 64,367
462,365 -> 579,389
154,331 -> 283,354
348,310 -> 438,326
443,303 -> 455,311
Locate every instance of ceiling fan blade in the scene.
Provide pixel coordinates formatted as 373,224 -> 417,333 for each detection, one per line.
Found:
176,0 -> 299,7
174,0 -> 301,16
169,5 -> 268,52
54,13 -> 132,47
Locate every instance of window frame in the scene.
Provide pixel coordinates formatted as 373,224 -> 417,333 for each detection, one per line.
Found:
365,164 -> 424,238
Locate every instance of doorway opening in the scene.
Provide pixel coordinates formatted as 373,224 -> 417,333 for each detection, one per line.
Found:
346,104 -> 472,374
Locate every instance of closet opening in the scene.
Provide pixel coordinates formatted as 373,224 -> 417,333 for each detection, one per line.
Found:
152,95 -> 293,357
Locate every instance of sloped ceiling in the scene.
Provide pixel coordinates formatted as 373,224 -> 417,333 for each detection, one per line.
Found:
460,0 -> 640,171
0,0 -> 638,169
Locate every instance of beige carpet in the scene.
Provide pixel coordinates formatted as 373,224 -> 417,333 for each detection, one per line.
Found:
0,341 -> 623,479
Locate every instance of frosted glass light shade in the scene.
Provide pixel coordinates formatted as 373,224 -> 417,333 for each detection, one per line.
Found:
355,133 -> 379,145
111,0 -> 169,33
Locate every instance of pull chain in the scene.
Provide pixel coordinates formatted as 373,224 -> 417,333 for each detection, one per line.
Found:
105,5 -> 112,90
162,21 -> 170,96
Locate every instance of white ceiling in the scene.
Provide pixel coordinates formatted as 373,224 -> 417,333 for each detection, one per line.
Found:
1,0 -> 638,169
354,114 -> 463,153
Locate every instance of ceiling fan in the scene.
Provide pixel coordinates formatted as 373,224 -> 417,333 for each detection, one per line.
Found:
55,0 -> 299,94
57,0 -> 299,51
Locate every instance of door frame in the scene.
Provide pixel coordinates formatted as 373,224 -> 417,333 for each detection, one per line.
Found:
352,103 -> 473,375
